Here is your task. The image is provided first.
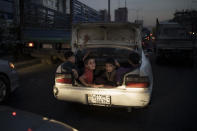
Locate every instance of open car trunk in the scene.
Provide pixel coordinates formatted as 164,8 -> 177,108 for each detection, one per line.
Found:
73,47 -> 141,87
70,23 -> 142,88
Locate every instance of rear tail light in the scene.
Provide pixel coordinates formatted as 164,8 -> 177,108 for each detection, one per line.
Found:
125,75 -> 149,88
55,74 -> 73,84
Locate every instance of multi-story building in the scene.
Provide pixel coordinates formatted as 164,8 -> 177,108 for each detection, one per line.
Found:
115,7 -> 128,22
0,0 -> 15,41
29,0 -> 57,10
28,0 -> 68,13
100,9 -> 108,22
0,0 -> 14,20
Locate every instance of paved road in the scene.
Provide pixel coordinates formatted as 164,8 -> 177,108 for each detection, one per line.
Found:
3,56 -> 197,131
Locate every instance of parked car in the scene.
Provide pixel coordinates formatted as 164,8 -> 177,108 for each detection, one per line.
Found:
0,106 -> 78,131
0,59 -> 19,102
53,23 -> 153,110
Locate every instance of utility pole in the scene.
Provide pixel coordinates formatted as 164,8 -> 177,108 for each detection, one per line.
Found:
108,0 -> 111,22
190,10 -> 197,70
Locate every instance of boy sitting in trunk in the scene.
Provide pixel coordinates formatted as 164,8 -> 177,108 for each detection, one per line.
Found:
79,56 -> 103,88
115,52 -> 140,85
59,51 -> 79,79
95,58 -> 117,87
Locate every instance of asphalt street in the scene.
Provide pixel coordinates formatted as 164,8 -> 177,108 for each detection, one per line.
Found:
3,55 -> 197,131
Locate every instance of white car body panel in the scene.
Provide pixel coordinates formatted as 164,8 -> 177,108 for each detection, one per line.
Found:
54,23 -> 153,108
54,84 -> 151,107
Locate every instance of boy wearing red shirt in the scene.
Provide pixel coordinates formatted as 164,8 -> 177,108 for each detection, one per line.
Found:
79,56 -> 103,88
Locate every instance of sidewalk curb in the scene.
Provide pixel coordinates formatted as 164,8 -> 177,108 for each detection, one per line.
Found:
14,59 -> 41,70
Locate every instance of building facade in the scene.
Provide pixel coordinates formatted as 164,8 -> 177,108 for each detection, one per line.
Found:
0,0 -> 14,20
115,7 -> 128,22
0,0 -> 15,42
29,0 -> 68,13
100,9 -> 108,22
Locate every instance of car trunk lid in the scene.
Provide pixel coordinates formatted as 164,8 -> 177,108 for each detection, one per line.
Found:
72,23 -> 141,50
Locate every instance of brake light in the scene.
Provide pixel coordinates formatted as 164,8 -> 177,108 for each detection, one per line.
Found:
56,78 -> 72,84
126,82 -> 149,88
125,76 -> 149,88
55,74 -> 72,84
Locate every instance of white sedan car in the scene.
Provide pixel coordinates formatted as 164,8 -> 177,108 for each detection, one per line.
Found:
0,59 -> 19,102
53,23 -> 153,110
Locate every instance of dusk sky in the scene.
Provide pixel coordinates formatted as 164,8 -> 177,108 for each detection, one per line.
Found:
79,0 -> 197,27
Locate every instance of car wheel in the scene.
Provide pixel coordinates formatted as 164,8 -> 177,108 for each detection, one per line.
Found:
0,75 -> 9,102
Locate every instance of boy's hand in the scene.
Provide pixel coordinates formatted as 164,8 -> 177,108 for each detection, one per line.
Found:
83,51 -> 91,61
115,59 -> 120,67
72,69 -> 78,79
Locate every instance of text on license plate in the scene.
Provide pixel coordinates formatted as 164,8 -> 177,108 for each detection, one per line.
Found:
87,94 -> 111,105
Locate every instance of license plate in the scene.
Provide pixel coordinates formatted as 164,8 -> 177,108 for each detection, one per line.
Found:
87,94 -> 111,105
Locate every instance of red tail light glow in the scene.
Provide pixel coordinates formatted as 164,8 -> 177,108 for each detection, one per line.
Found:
12,112 -> 16,116
55,74 -> 72,84
126,82 -> 149,88
56,78 -> 72,84
126,75 -> 149,88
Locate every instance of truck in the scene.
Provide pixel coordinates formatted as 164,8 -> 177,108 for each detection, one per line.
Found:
155,19 -> 194,62
15,0 -> 102,63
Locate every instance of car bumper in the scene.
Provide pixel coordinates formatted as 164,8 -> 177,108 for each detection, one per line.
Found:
53,85 -> 151,108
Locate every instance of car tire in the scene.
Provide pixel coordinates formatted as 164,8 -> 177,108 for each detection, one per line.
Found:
0,75 -> 10,102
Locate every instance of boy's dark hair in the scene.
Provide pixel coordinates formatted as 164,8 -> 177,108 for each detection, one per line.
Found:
105,57 -> 115,66
129,52 -> 140,65
84,56 -> 94,65
64,51 -> 74,59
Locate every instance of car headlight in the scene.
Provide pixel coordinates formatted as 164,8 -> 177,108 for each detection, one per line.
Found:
9,62 -> 15,69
